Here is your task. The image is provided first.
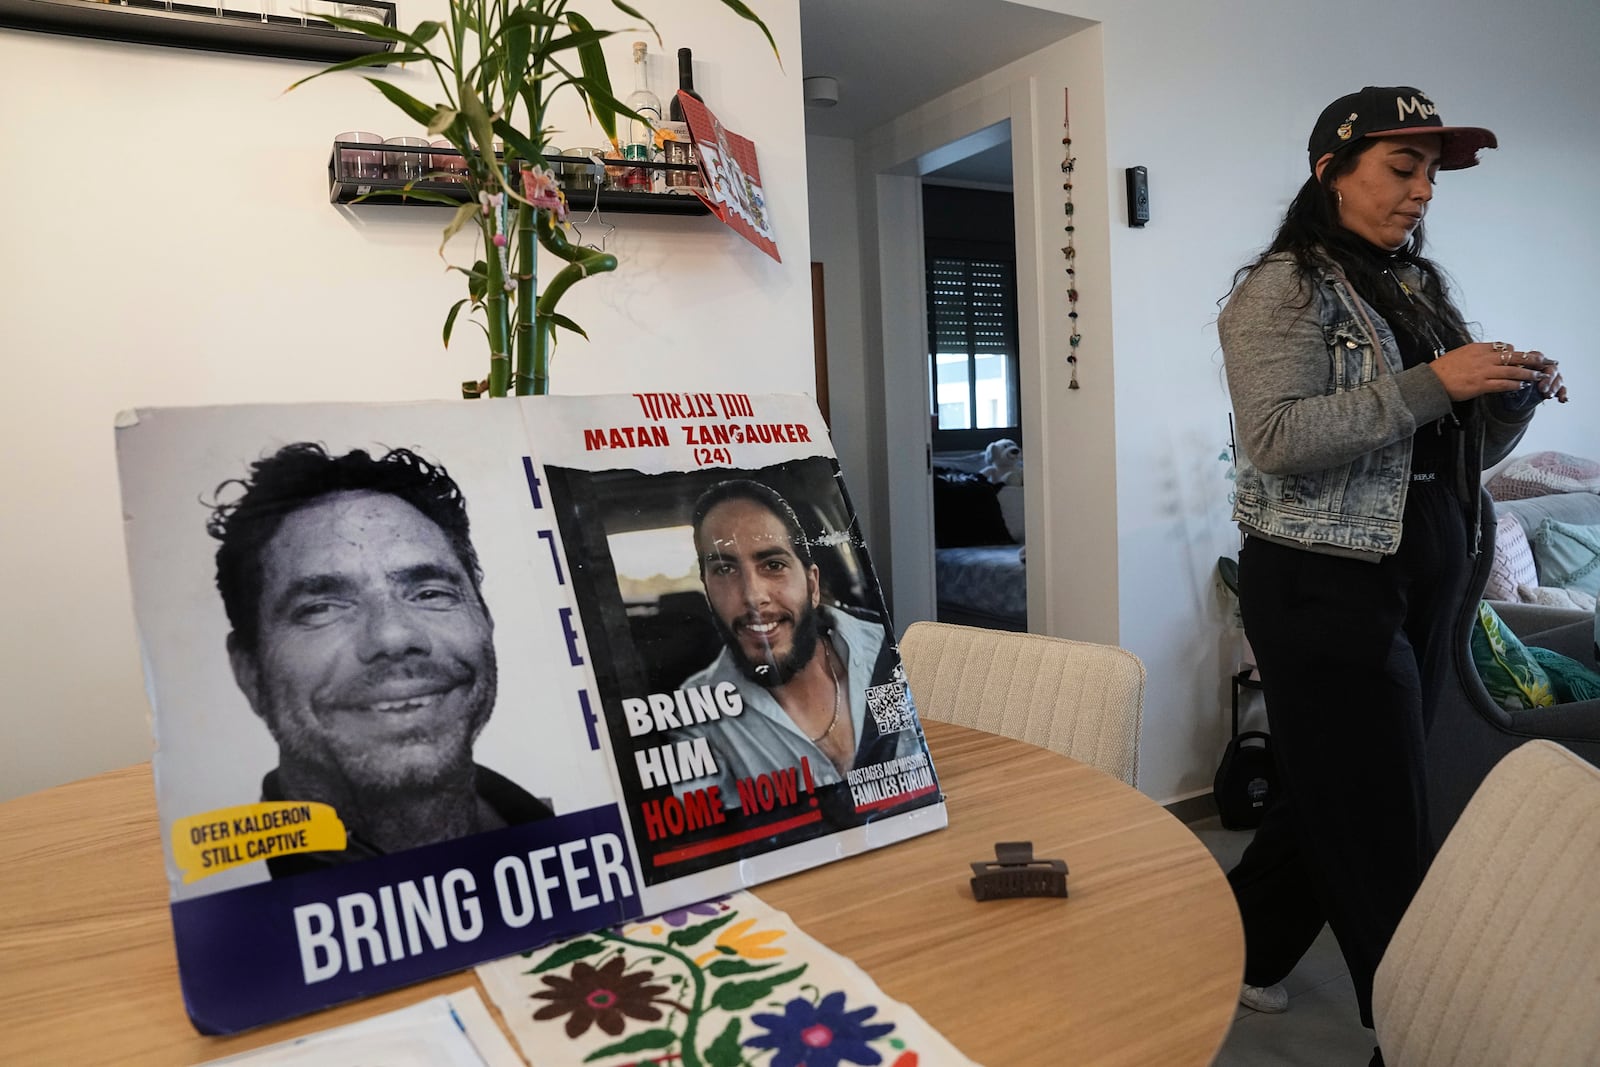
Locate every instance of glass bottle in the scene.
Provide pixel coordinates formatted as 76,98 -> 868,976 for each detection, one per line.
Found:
623,41 -> 662,192
664,47 -> 703,190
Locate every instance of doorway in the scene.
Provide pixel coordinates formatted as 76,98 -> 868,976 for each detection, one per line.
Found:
922,145 -> 1028,632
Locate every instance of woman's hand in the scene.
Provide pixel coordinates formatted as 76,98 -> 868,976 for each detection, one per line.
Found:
1526,351 -> 1569,404
1430,342 -> 1548,401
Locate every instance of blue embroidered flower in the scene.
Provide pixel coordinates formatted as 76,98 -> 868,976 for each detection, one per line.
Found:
745,991 -> 895,1067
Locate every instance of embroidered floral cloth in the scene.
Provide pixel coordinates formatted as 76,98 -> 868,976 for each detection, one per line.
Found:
476,891 -> 980,1067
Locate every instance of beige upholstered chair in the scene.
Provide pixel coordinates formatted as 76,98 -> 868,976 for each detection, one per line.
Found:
897,621 -> 1144,786
1373,739 -> 1600,1066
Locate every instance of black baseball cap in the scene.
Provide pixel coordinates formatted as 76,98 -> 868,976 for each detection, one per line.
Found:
1307,86 -> 1497,172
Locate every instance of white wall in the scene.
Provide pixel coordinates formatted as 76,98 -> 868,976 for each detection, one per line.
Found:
804,134 -> 876,548
0,0 -> 808,800
822,0 -> 1599,803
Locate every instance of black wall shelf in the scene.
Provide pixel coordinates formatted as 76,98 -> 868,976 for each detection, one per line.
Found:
328,145 -> 711,217
0,0 -> 397,64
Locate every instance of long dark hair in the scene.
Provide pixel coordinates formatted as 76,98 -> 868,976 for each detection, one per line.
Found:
1230,140 -> 1472,355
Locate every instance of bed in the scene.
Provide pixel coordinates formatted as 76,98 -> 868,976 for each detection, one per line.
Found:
931,449 -> 1027,631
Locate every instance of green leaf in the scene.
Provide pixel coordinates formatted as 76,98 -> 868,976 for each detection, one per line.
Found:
466,259 -> 490,301
609,0 -> 659,44
504,16 -> 532,93
428,105 -> 460,137
706,958 -> 777,978
526,938 -> 605,974
439,201 -> 480,256
442,298 -> 470,347
709,965 -> 808,1012
704,1018 -> 743,1067
362,77 -> 439,128
286,50 -> 431,90
566,72 -> 646,131
315,12 -> 424,46
500,8 -> 560,31
665,912 -> 735,948
714,0 -> 781,63
539,311 -> 587,339
492,119 -> 545,168
565,12 -> 619,147
707,959 -> 774,979
354,185 -> 461,207
582,1028 -> 677,1063
542,27 -> 616,58
458,86 -> 497,158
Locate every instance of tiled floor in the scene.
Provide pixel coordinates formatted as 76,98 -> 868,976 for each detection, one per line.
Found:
1186,815 -> 1379,1067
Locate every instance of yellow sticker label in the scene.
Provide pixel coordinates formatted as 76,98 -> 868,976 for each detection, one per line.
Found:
172,802 -> 347,884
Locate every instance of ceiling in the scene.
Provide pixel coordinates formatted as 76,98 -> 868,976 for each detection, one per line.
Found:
798,0 -> 1094,141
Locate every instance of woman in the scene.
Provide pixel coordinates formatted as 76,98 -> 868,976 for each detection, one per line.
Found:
1218,86 -> 1567,1057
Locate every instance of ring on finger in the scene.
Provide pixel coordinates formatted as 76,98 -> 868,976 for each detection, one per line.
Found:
1492,340 -> 1511,353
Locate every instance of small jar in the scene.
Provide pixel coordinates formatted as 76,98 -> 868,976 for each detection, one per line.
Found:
384,136 -> 430,182
429,139 -> 467,182
565,147 -> 604,192
333,130 -> 384,180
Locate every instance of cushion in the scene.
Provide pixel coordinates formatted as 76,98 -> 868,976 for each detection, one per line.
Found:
1526,647 -> 1600,704
1472,602 -> 1556,710
931,468 -> 1012,547
1530,519 -> 1600,598
1487,451 -> 1600,500
1517,583 -> 1598,612
996,485 -> 1025,543
1495,491 -> 1600,541
1485,513 -> 1538,601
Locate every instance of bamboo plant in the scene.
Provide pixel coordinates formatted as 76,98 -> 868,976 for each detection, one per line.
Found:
293,0 -> 776,397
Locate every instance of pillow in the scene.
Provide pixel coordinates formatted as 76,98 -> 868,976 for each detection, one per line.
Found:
1516,583 -> 1598,612
1484,512 -> 1537,600
1487,451 -> 1600,500
1526,647 -> 1600,705
1471,602 -> 1555,710
931,468 -> 1012,547
1530,519 -> 1600,598
996,485 -> 1025,543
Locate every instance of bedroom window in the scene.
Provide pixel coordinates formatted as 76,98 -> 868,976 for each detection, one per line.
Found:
926,254 -> 1019,430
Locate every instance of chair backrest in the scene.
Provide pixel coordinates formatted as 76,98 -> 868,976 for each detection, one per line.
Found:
897,621 -> 1144,785
1374,739 -> 1600,1066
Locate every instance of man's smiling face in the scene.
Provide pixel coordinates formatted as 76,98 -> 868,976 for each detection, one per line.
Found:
229,490 -> 496,792
696,496 -> 821,687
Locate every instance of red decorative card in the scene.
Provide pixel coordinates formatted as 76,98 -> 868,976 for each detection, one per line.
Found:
676,92 -> 781,262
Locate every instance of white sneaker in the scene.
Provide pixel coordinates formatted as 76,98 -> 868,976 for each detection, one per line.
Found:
1239,983 -> 1289,1013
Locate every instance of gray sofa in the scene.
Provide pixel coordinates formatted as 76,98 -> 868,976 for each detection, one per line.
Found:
1427,490 -> 1600,842
1485,490 -> 1600,633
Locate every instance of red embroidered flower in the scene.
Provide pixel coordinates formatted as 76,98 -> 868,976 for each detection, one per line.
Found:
531,954 -> 668,1039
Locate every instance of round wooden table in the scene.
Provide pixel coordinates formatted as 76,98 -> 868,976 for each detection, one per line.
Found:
0,721 -> 1242,1066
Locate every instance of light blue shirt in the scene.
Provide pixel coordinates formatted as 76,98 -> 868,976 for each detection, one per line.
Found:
669,607 -> 921,806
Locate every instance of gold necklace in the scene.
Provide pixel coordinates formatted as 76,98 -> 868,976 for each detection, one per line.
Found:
809,641 -> 843,744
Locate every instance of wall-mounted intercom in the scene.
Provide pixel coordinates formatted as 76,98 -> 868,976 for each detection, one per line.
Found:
1125,166 -> 1150,227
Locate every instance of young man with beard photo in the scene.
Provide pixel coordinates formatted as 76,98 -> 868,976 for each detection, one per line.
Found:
669,479 -> 919,807
208,442 -> 552,877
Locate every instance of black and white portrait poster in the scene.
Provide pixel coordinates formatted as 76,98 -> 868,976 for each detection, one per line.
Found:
115,393 -> 945,1034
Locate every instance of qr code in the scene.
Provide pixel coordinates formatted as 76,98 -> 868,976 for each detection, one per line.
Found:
866,664 -> 914,735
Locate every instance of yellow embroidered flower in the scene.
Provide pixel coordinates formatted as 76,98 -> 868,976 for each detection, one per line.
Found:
694,918 -> 786,966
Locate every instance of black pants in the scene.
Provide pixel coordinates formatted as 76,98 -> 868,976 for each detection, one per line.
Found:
1227,482 -> 1469,1029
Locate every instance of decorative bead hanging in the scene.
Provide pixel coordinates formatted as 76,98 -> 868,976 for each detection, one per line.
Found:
1061,88 -> 1082,390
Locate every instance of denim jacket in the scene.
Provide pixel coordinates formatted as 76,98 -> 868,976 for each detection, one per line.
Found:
1219,253 -> 1532,560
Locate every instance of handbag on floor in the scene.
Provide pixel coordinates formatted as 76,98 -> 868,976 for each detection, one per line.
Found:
1215,667 -> 1275,830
